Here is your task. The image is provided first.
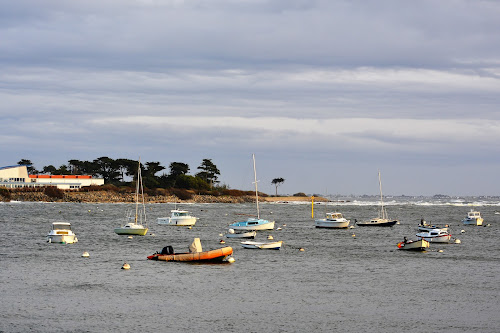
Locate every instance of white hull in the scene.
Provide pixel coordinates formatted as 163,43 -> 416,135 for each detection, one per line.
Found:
230,220 -> 275,231
315,220 -> 350,228
157,217 -> 197,226
47,234 -> 78,244
416,235 -> 451,243
241,240 -> 283,250
226,231 -> 257,239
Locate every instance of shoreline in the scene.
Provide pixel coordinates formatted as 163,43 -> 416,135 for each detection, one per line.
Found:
4,190 -> 325,204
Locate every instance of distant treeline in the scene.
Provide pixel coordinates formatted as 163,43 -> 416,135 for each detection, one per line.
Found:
17,157 -> 229,192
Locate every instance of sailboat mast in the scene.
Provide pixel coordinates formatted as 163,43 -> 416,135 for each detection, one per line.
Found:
135,159 -> 141,224
378,170 -> 386,219
252,154 -> 260,219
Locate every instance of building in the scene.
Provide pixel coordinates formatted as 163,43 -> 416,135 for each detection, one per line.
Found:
0,165 -> 104,190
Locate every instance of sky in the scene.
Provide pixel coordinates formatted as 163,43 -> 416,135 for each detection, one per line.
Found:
1,0 -> 500,197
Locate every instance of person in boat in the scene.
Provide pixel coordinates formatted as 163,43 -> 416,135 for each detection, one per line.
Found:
403,236 -> 408,244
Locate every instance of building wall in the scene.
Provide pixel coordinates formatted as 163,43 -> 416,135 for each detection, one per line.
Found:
0,165 -> 104,189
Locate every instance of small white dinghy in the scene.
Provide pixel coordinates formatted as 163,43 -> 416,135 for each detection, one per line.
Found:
225,229 -> 257,239
241,240 -> 283,250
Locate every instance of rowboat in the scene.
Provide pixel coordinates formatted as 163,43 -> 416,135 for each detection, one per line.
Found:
241,240 -> 283,250
397,239 -> 429,251
225,229 -> 257,239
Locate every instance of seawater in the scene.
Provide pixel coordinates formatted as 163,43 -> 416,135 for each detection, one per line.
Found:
1,199 -> 499,332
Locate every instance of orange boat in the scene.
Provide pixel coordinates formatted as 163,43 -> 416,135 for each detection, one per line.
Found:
147,238 -> 234,263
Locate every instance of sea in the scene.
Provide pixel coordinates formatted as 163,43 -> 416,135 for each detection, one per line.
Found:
1,196 -> 499,332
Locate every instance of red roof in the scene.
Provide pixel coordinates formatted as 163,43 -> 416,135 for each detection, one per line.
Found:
29,175 -> 92,179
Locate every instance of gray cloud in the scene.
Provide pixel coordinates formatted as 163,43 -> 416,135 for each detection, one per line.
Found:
1,0 -> 499,195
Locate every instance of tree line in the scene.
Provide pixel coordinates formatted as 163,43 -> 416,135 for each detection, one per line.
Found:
17,157 -> 221,191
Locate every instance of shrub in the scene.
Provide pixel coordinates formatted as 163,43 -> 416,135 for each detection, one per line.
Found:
0,188 -> 11,201
171,188 -> 193,200
44,186 -> 64,199
293,192 -> 307,197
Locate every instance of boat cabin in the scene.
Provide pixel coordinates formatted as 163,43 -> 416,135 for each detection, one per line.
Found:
172,210 -> 190,217
467,211 -> 481,219
51,222 -> 73,232
326,212 -> 344,220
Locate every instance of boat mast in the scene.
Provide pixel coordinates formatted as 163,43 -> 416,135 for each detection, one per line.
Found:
252,154 -> 260,219
378,170 -> 387,220
135,159 -> 141,224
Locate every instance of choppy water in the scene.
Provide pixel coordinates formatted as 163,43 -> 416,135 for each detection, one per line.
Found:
1,199 -> 499,332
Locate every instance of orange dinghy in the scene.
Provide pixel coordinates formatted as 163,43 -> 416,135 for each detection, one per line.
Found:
147,238 -> 234,263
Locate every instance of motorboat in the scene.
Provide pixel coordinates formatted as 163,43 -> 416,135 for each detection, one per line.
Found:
462,210 -> 483,226
397,238 -> 429,251
241,240 -> 283,250
315,212 -> 350,228
157,209 -> 198,226
147,238 -> 234,263
114,159 -> 148,236
228,154 -> 275,231
416,228 -> 452,243
417,219 -> 448,232
225,229 -> 257,239
356,171 -> 398,227
47,222 -> 78,244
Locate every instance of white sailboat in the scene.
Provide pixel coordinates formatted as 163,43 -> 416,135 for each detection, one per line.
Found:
114,159 -> 149,236
357,171 -> 398,227
229,154 -> 275,231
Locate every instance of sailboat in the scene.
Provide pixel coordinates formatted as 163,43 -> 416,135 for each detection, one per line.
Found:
114,159 -> 149,236
356,171 -> 398,227
228,154 -> 275,231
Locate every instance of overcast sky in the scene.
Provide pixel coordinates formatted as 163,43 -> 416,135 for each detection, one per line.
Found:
1,0 -> 499,196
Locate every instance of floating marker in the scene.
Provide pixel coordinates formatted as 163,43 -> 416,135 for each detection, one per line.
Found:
121,262 -> 130,270
267,235 -> 274,240
455,239 -> 461,244
82,251 -> 90,258
299,248 -> 305,252
128,236 -> 133,239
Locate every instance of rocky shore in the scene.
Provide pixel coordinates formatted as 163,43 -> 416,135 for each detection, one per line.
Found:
5,190 -> 324,204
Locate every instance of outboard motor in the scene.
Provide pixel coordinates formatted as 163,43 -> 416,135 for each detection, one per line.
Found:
161,245 -> 174,255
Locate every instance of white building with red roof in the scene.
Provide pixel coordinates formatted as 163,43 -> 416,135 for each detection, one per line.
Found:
0,165 -> 104,189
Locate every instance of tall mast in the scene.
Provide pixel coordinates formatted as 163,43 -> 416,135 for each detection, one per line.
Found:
135,159 -> 141,224
252,154 -> 260,219
378,170 -> 386,219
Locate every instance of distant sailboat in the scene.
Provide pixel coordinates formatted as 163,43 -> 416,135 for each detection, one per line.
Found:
356,171 -> 398,227
114,159 -> 148,236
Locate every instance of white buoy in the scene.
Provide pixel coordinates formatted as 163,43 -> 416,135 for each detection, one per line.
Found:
82,251 -> 90,258
277,227 -> 282,230
455,239 -> 461,244
128,235 -> 133,239
188,226 -> 192,229
438,249 -> 444,253
226,256 -> 235,263
121,262 -> 130,270
219,239 -> 225,244
461,230 -> 465,233
352,234 -> 356,238
228,228 -> 235,234
267,235 -> 274,240
299,248 -> 305,252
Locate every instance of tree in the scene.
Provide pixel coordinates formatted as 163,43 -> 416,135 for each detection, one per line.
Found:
169,162 -> 190,178
195,158 -> 220,188
143,161 -> 165,188
93,156 -> 120,184
271,178 -> 285,196
42,165 -> 57,175
17,159 -> 38,174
